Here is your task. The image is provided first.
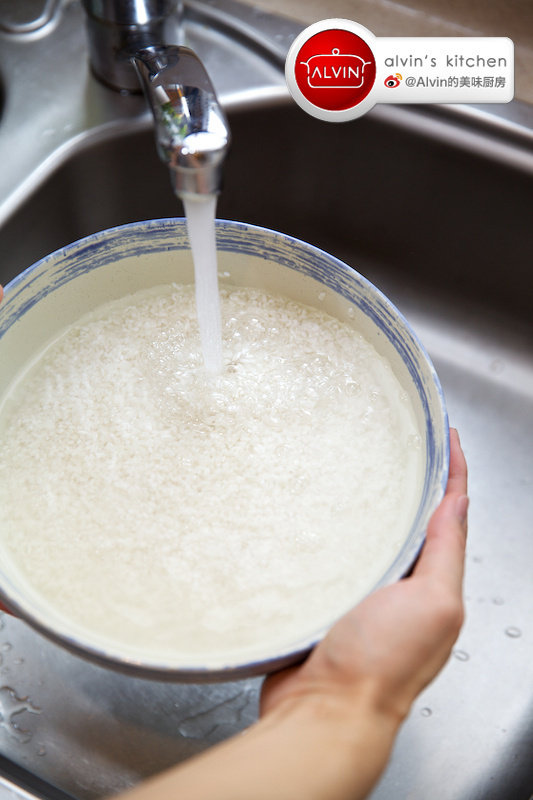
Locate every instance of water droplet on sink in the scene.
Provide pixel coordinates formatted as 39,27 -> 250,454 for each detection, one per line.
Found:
0,686 -> 41,743
178,690 -> 250,741
318,291 -> 326,301
2,642 -> 12,652
490,358 -> 504,374
453,649 -> 470,662
420,707 -> 432,717
505,626 -> 522,638
492,596 -> 504,605
37,744 -> 47,757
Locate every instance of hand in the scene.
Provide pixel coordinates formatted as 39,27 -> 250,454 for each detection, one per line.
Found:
261,427 -> 468,725
112,428 -> 468,800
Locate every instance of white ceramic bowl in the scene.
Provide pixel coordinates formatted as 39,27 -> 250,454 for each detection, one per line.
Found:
0,219 -> 449,681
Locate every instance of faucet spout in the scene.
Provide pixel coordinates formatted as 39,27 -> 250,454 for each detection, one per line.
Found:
81,3 -> 230,199
133,46 -> 231,199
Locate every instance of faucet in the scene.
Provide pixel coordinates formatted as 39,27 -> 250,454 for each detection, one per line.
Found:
81,0 -> 231,200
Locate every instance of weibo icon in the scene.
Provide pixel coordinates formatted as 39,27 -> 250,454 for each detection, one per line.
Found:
384,73 -> 403,88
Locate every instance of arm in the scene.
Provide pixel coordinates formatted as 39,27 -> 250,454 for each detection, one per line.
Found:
118,428 -> 468,800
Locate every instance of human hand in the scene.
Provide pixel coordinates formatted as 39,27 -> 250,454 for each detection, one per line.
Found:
112,429 -> 468,800
261,427 -> 468,725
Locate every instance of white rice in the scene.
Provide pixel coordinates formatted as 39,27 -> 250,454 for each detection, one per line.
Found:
0,284 -> 423,665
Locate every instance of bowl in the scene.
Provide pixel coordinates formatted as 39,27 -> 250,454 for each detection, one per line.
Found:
0,218 -> 448,681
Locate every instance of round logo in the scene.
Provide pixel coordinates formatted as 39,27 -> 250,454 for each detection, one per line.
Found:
286,20 -> 378,121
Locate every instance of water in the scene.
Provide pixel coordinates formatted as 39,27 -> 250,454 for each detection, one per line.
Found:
0,686 -> 40,743
183,195 -> 223,374
453,649 -> 470,662
504,626 -> 522,638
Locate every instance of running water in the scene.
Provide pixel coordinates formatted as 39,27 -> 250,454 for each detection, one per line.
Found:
183,195 -> 223,374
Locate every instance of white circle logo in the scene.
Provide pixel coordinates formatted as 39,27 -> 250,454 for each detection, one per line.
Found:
285,19 -> 378,122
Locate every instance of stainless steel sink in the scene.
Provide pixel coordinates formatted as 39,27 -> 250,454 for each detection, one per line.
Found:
0,2 -> 532,800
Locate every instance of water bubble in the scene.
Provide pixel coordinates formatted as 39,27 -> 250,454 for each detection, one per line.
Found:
453,649 -> 470,662
420,707 -> 432,717
37,745 -> 47,757
1,642 -> 12,652
345,379 -> 361,397
492,596 -> 504,606
407,433 -> 422,451
318,291 -> 326,302
504,626 -> 522,638
347,307 -> 354,318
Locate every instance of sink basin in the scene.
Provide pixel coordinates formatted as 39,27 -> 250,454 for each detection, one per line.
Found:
0,99 -> 532,800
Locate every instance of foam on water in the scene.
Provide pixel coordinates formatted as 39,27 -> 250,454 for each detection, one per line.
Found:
0,284 -> 423,664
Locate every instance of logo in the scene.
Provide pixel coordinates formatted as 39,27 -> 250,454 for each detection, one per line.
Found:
300,48 -> 371,90
286,20 -> 377,121
286,21 -> 513,121
384,73 -> 402,88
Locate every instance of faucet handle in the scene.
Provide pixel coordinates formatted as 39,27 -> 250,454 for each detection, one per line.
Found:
81,0 -> 182,92
133,46 -> 231,198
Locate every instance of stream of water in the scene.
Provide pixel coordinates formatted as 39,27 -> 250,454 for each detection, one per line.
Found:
183,195 -> 223,374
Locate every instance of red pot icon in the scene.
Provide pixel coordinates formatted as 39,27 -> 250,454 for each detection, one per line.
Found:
300,48 -> 373,89
291,27 -> 377,114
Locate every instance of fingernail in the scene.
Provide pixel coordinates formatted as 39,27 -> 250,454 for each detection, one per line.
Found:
455,495 -> 469,525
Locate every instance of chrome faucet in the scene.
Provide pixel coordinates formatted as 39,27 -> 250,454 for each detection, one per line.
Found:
81,0 -> 231,199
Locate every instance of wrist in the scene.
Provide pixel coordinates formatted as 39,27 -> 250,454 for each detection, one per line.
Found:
256,684 -> 401,800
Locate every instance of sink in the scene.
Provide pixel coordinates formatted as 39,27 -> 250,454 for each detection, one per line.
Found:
0,4 -> 532,800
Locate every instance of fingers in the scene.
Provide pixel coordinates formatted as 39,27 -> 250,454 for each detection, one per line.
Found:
413,427 -> 469,595
447,427 -> 468,497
